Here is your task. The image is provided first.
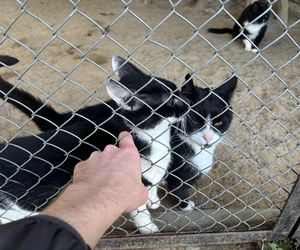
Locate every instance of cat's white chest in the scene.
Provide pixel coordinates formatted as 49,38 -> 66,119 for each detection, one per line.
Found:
190,147 -> 216,174
183,131 -> 221,174
137,119 -> 174,185
243,21 -> 265,40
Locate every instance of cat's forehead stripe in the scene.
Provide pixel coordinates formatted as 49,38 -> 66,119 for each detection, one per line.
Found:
206,116 -> 212,126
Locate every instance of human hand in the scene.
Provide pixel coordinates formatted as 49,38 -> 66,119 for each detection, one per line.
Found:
43,131 -> 147,248
72,131 -> 147,213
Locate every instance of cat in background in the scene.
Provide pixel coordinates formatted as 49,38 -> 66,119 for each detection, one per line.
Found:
208,0 -> 271,53
0,55 -> 189,234
166,74 -> 237,211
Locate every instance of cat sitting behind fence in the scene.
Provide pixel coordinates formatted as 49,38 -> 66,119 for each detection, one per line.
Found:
208,0 -> 271,53
167,74 -> 237,211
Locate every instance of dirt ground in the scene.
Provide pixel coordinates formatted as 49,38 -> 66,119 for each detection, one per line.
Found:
0,0 -> 299,238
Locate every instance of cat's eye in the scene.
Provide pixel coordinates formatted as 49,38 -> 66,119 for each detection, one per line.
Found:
214,121 -> 223,127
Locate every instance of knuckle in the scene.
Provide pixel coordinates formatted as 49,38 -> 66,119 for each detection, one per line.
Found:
76,161 -> 84,167
89,151 -> 101,159
104,144 -> 118,152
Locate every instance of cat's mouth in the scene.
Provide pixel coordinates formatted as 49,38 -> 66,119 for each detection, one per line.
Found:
201,143 -> 213,149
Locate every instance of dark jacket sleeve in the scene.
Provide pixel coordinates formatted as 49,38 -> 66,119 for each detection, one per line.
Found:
0,215 -> 91,250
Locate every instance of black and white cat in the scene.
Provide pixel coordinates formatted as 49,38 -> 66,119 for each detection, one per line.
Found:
0,55 -> 189,234
166,74 -> 237,211
208,0 -> 270,53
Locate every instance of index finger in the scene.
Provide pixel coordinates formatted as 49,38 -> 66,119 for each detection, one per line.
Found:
118,131 -> 136,149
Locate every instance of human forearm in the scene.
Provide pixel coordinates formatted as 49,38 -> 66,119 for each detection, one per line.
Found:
43,132 -> 147,249
0,215 -> 89,250
43,183 -> 124,248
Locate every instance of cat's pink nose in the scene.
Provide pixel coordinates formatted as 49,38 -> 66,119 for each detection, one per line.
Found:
203,132 -> 213,144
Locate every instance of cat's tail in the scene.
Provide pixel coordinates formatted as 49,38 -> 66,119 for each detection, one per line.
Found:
0,55 -> 19,67
207,28 -> 233,34
0,77 -> 66,131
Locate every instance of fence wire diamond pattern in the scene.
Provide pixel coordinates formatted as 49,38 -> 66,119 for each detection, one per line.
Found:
0,0 -> 299,242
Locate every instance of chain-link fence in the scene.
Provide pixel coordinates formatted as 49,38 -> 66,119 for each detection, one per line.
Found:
0,0 -> 299,247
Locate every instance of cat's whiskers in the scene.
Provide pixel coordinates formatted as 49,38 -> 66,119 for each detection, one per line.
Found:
181,117 -> 188,136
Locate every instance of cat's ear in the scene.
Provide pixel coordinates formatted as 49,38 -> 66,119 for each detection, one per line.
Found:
0,55 -> 19,67
106,80 -> 138,111
181,73 -> 195,98
112,56 -> 145,79
214,75 -> 237,103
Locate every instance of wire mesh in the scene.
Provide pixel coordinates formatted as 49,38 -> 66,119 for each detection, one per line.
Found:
0,0 -> 299,238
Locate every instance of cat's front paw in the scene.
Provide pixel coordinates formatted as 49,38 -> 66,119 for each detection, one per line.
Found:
138,222 -> 159,234
147,186 -> 161,209
250,48 -> 258,53
180,200 -> 195,212
147,199 -> 161,209
243,39 -> 252,52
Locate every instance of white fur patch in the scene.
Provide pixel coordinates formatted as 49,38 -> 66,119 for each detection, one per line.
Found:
130,204 -> 159,234
251,48 -> 258,53
147,185 -> 160,209
243,21 -> 265,40
181,200 -> 195,212
138,118 -> 175,185
242,39 -> 252,51
132,117 -> 175,233
0,203 -> 38,224
112,56 -> 120,78
182,126 -> 221,175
